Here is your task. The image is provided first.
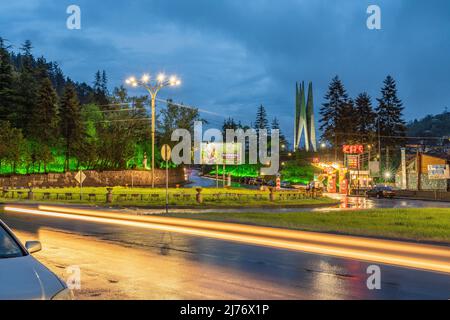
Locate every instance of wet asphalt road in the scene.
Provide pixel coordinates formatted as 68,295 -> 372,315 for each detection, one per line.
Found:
1,208 -> 449,300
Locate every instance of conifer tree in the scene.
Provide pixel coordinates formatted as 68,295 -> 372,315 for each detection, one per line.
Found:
60,83 -> 83,171
271,117 -> 288,149
355,92 -> 376,144
0,38 -> 16,124
376,75 -> 406,147
16,40 -> 39,133
254,104 -> 269,131
376,75 -> 406,167
319,76 -> 349,149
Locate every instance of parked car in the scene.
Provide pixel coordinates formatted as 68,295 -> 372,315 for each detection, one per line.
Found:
0,219 -> 72,300
266,180 -> 276,187
366,186 -> 396,199
280,181 -> 292,189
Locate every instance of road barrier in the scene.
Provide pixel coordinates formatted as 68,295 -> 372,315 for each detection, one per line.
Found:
0,187 -> 321,205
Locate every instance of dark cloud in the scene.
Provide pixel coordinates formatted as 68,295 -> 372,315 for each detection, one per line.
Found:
1,0 -> 449,143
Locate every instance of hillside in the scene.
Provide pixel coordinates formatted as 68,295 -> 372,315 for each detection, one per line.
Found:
408,110 -> 450,137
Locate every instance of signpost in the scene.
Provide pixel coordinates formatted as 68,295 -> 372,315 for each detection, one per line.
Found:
161,145 -> 172,214
74,170 -> 86,200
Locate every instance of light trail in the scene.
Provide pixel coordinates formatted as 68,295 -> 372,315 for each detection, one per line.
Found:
4,205 -> 450,274
37,205 -> 450,259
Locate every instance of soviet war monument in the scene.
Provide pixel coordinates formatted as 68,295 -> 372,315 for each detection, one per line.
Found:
294,81 -> 317,152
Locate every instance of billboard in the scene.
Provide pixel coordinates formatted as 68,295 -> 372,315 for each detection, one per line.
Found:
347,155 -> 360,170
201,142 -> 243,165
343,145 -> 364,154
428,165 -> 450,180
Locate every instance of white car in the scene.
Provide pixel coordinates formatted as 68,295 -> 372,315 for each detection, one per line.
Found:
0,220 -> 72,300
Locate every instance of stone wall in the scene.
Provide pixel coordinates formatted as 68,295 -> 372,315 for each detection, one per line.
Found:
396,173 -> 448,191
0,169 -> 187,188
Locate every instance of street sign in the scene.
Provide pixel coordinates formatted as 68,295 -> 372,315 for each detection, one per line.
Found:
75,170 -> 86,185
161,145 -> 172,161
161,144 -> 172,215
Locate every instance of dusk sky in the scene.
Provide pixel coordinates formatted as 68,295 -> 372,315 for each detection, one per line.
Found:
1,0 -> 449,143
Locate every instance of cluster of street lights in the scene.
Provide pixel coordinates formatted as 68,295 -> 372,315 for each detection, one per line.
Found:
125,73 -> 181,88
125,73 -> 181,188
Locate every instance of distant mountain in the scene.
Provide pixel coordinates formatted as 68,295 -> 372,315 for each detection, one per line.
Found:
408,110 -> 450,137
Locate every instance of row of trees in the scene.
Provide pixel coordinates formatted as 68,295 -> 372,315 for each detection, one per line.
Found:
319,75 -> 406,161
221,105 -> 288,148
0,39 -> 201,174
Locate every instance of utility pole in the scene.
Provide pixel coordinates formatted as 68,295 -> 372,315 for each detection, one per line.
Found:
386,146 -> 390,171
378,119 -> 382,166
335,134 -> 338,162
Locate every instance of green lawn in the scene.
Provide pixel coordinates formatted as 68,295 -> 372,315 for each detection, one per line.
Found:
1,187 -> 337,208
167,208 -> 450,244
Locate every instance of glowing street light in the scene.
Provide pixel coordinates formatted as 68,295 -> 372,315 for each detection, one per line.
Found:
126,73 -> 181,188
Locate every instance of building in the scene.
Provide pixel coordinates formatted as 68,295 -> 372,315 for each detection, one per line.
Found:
395,152 -> 450,191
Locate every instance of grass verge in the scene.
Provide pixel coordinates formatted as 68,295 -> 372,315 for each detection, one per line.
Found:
167,208 -> 450,245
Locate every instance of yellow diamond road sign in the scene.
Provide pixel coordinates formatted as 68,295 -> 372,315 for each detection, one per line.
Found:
75,170 -> 86,184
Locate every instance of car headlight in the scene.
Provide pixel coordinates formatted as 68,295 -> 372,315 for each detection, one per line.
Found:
52,288 -> 74,300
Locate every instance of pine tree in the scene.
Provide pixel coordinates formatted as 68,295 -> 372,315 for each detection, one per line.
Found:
376,75 -> 406,167
16,40 -> 39,133
0,38 -> 16,124
31,78 -> 59,172
254,104 -> 269,131
222,117 -> 238,136
338,98 -> 357,144
35,56 -> 50,81
376,75 -> 406,148
93,70 -> 109,107
60,83 -> 83,171
355,92 -> 376,144
319,76 -> 349,149
34,78 -> 59,141
101,70 -> 108,95
271,117 -> 288,149
49,62 -> 66,97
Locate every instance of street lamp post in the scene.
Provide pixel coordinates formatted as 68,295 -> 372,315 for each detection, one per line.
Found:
126,73 -> 181,188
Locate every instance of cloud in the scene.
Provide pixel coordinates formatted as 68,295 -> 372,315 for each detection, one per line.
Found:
1,0 -> 450,143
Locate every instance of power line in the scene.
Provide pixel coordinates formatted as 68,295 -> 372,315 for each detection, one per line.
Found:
333,131 -> 449,140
